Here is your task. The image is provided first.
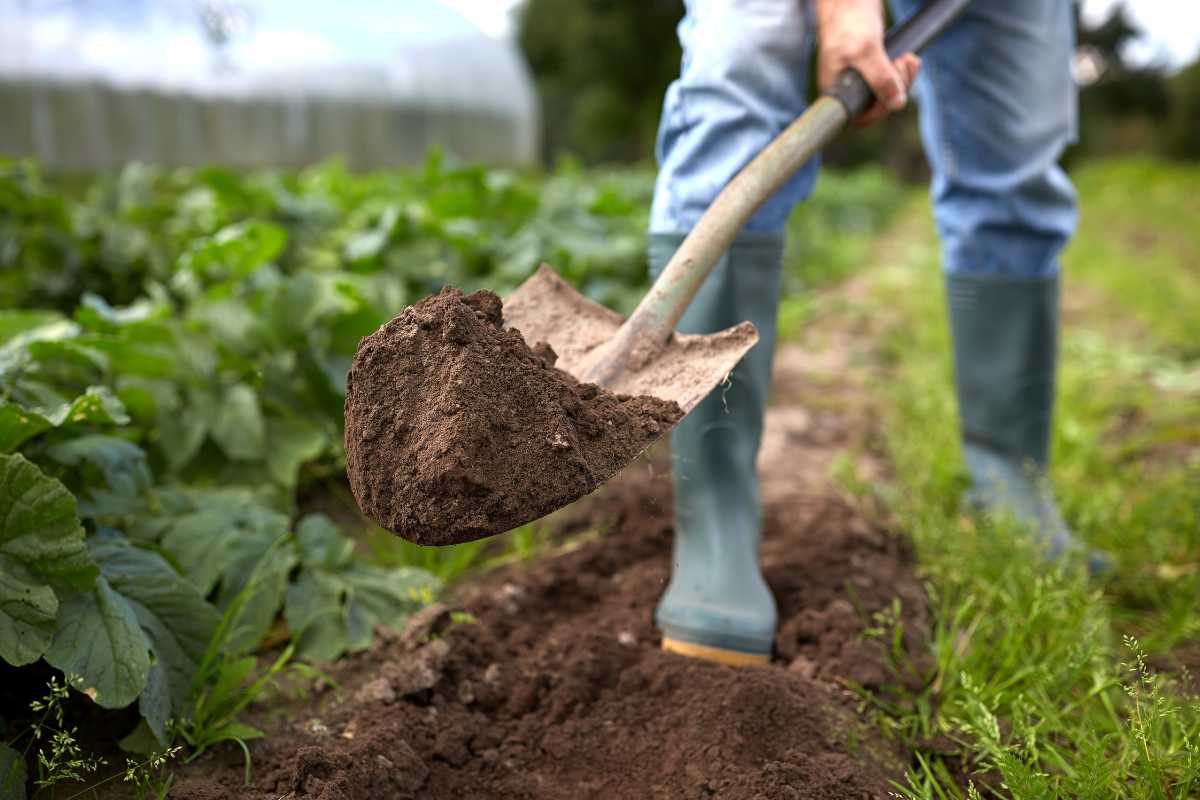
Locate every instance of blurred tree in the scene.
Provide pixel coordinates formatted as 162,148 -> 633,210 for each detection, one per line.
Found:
516,0 -> 1192,169
1071,3 -> 1172,161
518,0 -> 682,164
1164,60 -> 1200,160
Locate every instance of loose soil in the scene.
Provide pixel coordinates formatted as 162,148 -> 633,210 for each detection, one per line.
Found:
344,288 -> 682,546
174,331 -> 935,800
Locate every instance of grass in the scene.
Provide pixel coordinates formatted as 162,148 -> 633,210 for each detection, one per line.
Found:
366,521 -> 561,584
1062,158 -> 1200,356
839,158 -> 1200,798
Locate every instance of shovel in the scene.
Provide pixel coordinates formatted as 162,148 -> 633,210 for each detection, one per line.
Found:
505,0 -> 971,412
347,0 -> 973,547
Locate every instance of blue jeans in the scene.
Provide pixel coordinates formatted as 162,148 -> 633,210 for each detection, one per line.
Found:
650,0 -> 1079,278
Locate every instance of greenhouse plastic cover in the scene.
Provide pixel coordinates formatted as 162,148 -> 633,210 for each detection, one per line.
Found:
0,0 -> 540,169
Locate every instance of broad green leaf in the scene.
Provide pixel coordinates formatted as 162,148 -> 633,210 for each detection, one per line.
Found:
78,334 -> 182,380
0,315 -> 78,356
285,569 -> 346,663
75,293 -> 163,330
295,514 -> 354,570
158,496 -> 293,656
181,221 -> 286,281
0,566 -> 59,668
118,718 -> 164,755
264,416 -> 327,487
45,576 -> 149,709
114,377 -> 176,426
158,412 -> 207,473
0,454 -> 96,666
188,299 -> 260,351
341,565 -> 439,651
138,662 -> 172,746
0,403 -> 51,453
157,386 -> 209,472
0,742 -> 26,800
0,387 -> 130,453
24,339 -> 108,384
211,384 -> 264,461
286,543 -> 438,663
45,386 -> 129,427
0,310 -> 65,346
92,538 -> 219,738
47,435 -> 150,497
217,537 -> 297,655
161,502 -> 287,595
46,435 -> 152,518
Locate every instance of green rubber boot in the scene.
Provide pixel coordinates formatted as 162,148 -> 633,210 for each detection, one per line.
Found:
947,273 -> 1105,572
649,231 -> 783,665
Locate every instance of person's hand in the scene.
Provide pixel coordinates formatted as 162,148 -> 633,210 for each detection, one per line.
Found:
814,0 -> 922,126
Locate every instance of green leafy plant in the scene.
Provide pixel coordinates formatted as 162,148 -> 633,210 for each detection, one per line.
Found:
0,153 -> 909,788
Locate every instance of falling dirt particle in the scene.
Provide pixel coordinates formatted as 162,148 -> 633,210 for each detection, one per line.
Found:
497,582 -> 525,614
343,287 -> 682,546
380,639 -> 450,697
788,655 -> 818,679
355,678 -> 396,705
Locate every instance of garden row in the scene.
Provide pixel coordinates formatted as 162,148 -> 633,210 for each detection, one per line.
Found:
0,155 -> 905,795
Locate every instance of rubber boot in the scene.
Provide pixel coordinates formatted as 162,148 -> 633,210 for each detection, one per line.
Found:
649,231 -> 783,666
947,273 -> 1105,572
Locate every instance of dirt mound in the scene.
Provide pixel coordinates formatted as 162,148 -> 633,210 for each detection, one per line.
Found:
175,335 -> 934,799
173,374 -> 933,799
344,287 -> 682,546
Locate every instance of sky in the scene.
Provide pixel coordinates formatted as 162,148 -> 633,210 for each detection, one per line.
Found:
0,0 -> 497,91
1080,0 -> 1200,67
449,0 -> 1200,69
2,0 -> 1195,92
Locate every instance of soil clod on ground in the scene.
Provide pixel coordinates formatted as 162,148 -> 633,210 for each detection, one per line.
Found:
344,287 -> 682,546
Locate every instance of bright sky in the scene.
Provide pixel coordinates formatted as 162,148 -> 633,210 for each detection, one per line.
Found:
1080,0 -> 1200,67
446,0 -> 1200,68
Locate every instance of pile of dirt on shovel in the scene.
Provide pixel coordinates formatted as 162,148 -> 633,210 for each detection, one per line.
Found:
344,287 -> 682,546
172,429 -> 935,799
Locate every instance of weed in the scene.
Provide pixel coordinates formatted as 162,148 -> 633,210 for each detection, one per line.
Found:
178,540 -> 314,785
0,676 -> 181,800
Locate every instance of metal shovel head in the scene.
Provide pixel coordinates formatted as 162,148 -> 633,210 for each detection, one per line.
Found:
503,265 -> 759,415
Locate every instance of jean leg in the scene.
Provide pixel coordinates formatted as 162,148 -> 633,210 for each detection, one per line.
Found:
890,1 -> 1103,570
889,0 -> 1078,277
650,0 -> 817,235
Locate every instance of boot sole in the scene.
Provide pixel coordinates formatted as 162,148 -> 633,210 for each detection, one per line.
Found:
661,637 -> 770,667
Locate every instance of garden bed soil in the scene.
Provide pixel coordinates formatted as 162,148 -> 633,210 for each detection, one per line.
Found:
173,342 -> 934,800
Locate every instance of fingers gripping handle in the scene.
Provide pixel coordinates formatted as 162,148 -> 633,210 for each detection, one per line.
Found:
826,0 -> 973,117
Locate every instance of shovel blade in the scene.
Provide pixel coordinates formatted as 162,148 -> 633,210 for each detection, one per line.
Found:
504,265 -> 758,415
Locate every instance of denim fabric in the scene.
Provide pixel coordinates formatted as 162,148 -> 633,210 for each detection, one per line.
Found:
649,0 -> 819,234
650,0 -> 1079,278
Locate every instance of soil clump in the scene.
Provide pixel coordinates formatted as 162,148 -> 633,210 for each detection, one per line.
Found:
344,287 -> 682,546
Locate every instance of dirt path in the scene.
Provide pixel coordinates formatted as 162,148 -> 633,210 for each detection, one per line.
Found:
173,282 -> 932,800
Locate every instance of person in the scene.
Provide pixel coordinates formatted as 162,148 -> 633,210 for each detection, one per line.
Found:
650,0 -> 1090,666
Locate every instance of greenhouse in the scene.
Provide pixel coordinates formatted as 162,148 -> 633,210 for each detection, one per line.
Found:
0,0 -> 540,171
